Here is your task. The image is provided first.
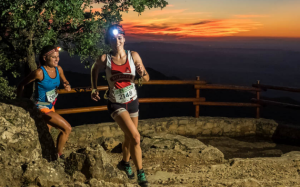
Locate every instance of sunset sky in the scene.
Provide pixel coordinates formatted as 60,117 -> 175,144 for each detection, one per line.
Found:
92,0 -> 300,40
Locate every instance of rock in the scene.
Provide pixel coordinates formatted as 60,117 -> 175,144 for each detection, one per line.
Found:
178,119 -> 188,125
232,178 -> 262,187
223,124 -> 232,133
89,178 -> 137,187
148,171 -> 175,182
211,128 -> 222,135
73,181 -> 89,187
0,100 -> 56,161
202,123 -> 214,130
199,146 -> 224,163
141,133 -> 225,164
142,133 -> 207,151
23,159 -> 70,187
101,137 -> 123,151
66,144 -> 127,183
0,100 -> 57,186
202,129 -> 211,135
0,164 -> 23,187
66,152 -> 87,173
73,171 -> 87,183
258,149 -> 283,156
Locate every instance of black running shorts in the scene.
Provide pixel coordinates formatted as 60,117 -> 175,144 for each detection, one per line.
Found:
107,99 -> 139,119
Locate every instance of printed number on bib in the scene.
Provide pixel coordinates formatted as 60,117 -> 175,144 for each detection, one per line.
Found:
46,89 -> 58,102
114,85 -> 136,103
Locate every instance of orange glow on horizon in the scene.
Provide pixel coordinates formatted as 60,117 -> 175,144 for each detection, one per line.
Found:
122,19 -> 262,39
91,1 -> 300,39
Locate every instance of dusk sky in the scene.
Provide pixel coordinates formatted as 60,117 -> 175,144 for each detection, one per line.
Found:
92,0 -> 300,40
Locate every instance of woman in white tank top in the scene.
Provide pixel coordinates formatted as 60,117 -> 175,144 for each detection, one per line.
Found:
91,24 -> 150,187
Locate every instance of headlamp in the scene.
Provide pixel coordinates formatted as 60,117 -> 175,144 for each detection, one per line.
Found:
113,29 -> 119,36
57,47 -> 61,51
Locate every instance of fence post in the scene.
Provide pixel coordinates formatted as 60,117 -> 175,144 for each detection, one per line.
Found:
256,80 -> 260,118
195,76 -> 200,118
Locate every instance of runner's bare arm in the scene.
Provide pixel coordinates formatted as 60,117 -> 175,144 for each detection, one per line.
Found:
16,69 -> 43,98
58,65 -> 71,91
91,54 -> 106,101
131,51 -> 150,82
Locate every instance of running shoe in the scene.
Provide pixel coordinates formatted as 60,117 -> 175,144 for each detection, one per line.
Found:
117,160 -> 135,179
137,169 -> 149,187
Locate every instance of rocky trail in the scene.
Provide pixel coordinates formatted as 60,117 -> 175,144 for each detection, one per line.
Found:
106,134 -> 300,187
1,100 -> 300,187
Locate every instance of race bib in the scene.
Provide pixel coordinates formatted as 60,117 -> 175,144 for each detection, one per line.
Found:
46,89 -> 58,103
114,84 -> 136,103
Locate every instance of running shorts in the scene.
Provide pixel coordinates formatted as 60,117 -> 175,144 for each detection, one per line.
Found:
107,99 -> 139,119
37,105 -> 55,114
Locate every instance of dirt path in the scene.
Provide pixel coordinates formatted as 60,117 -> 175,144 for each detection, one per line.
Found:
197,136 -> 300,159
108,135 -> 300,187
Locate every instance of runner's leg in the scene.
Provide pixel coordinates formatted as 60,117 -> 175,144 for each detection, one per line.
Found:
43,112 -> 72,155
47,124 -> 52,132
115,111 -> 142,170
122,116 -> 138,162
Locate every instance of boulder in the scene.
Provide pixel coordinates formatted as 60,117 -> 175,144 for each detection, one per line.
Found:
65,144 -> 127,183
0,100 -> 57,186
22,159 -> 69,186
141,133 -> 224,163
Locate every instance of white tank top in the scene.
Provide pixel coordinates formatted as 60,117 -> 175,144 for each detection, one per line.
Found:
105,50 -> 137,103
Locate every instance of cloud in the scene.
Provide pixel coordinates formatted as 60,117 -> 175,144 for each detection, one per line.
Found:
122,18 -> 262,39
234,15 -> 270,18
150,9 -> 187,16
187,20 -> 215,26
181,12 -> 209,15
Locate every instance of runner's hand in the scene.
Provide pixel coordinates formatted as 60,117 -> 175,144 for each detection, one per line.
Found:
91,89 -> 100,101
136,64 -> 145,76
64,83 -> 71,91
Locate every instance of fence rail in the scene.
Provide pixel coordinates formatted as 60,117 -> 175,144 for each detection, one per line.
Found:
252,99 -> 300,110
193,102 -> 260,107
195,84 -> 261,92
57,80 -> 207,95
252,84 -> 300,93
55,77 -> 299,118
56,77 -> 264,117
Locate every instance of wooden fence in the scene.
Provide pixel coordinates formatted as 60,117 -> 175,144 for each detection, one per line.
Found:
252,82 -> 300,111
55,77 -> 290,118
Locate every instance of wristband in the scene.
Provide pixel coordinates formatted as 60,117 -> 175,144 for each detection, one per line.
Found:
142,71 -> 147,77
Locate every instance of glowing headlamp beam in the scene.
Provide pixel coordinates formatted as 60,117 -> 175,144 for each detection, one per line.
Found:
113,29 -> 119,36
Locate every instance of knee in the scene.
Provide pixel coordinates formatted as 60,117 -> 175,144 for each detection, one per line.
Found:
130,133 -> 140,146
64,126 -> 72,135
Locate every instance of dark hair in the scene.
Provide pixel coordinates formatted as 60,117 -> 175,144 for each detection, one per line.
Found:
39,45 -> 57,66
105,24 -> 125,45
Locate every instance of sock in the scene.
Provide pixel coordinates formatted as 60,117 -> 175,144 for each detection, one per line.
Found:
121,159 -> 130,165
137,168 -> 144,174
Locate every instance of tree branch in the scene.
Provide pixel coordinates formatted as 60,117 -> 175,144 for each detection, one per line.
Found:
37,0 -> 50,15
0,34 -> 15,52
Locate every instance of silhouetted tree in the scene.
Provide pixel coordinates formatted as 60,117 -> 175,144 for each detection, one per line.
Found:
0,0 -> 168,98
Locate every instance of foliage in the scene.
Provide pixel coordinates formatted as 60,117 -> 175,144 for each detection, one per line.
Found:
0,0 -> 167,98
0,49 -> 19,99
0,0 -> 168,69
